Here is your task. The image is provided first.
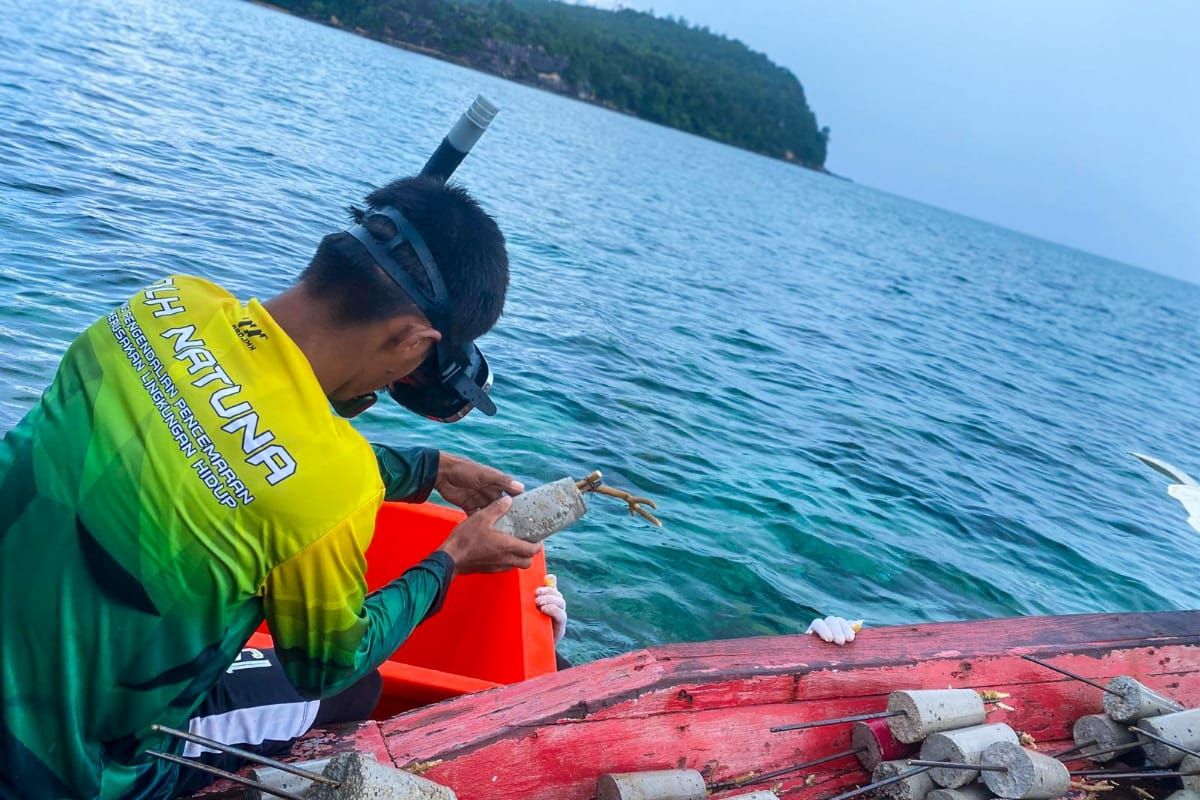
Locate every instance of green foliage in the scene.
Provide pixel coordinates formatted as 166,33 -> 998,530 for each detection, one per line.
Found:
265,0 -> 828,168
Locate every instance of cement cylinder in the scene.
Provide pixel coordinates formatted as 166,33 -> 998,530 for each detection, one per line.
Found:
1165,793 -> 1200,800
1181,754 -> 1200,792
980,742 -> 1070,800
245,758 -> 330,798
1136,708 -> 1200,767
871,761 -> 935,800
1103,676 -> 1184,722
927,786 -> 996,800
306,752 -> 456,800
854,718 -> 918,772
1072,714 -> 1138,763
493,478 -> 587,543
596,769 -> 707,800
888,690 -> 988,744
922,723 -> 1020,787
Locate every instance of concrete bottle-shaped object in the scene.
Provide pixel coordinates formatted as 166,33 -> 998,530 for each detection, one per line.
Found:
493,478 -> 588,543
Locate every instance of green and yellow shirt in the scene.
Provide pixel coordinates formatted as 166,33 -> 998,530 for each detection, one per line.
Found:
0,276 -> 447,798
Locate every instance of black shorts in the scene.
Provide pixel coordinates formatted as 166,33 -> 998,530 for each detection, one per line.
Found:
172,647 -> 381,796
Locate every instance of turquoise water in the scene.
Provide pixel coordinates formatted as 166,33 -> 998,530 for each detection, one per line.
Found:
1,0 -> 1198,664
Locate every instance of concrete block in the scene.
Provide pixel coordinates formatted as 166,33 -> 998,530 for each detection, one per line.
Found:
1137,709 -> 1200,767
1072,714 -> 1137,763
854,718 -> 918,773
871,761 -> 935,800
1181,754 -> 1200,792
596,769 -> 707,800
980,743 -> 1069,800
1103,677 -> 1184,722
927,785 -> 995,800
305,752 -> 455,800
921,724 -> 1019,787
888,690 -> 987,744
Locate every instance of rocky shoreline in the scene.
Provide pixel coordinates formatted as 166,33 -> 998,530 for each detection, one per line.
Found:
249,0 -> 831,173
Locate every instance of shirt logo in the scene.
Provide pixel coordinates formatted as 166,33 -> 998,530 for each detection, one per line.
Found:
227,647 -> 273,674
234,318 -> 268,350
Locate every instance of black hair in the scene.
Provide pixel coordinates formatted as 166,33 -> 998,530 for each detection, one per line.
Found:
300,176 -> 508,343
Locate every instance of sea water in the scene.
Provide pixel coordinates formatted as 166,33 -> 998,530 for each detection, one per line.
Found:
1,0 -> 1197,662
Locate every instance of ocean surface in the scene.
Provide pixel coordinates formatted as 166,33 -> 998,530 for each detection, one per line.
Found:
1,0 -> 1198,663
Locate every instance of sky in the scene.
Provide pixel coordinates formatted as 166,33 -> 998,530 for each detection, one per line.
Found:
583,1 -> 1200,284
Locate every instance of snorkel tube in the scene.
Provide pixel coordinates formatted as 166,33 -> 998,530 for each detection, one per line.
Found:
420,95 -> 500,182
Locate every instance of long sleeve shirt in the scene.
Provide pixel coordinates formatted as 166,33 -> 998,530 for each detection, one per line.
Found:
0,276 -> 449,799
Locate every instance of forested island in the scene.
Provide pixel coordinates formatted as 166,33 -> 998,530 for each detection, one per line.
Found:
258,0 -> 830,170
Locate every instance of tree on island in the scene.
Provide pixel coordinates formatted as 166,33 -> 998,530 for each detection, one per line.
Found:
267,0 -> 829,169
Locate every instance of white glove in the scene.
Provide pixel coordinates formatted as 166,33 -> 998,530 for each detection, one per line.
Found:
535,574 -> 568,643
806,615 -> 862,646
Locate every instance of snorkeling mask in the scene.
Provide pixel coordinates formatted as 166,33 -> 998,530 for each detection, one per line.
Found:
332,96 -> 500,422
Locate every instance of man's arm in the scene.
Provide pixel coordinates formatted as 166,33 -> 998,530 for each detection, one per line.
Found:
262,496 -> 541,698
372,443 -> 440,503
373,445 -> 524,512
261,498 -> 451,698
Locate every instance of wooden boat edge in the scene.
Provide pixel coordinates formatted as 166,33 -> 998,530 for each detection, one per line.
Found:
197,610 -> 1200,799
380,610 -> 1200,745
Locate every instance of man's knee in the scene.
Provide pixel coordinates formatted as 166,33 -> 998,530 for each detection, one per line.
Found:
314,670 -> 382,727
173,657 -> 383,795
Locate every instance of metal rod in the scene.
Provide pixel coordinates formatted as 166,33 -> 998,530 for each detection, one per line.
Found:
906,760 -> 1008,773
1059,741 -> 1143,762
146,750 -> 306,800
1052,739 -> 1098,759
772,711 -> 900,733
1071,768 -> 1200,779
1129,725 -> 1200,761
824,767 -> 932,800
1020,655 -> 1122,697
151,724 -> 338,786
1069,767 -> 1158,778
711,748 -> 864,791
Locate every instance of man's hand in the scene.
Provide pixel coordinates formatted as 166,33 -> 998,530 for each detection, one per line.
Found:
437,496 -> 542,574
436,452 -> 524,514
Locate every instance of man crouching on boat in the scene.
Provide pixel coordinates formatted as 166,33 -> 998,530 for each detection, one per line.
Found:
0,176 -> 536,799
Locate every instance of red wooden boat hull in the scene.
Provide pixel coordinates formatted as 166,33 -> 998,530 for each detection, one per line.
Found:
199,610 -> 1200,799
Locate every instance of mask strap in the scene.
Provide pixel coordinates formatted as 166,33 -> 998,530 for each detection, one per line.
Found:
373,207 -> 449,306
346,225 -> 433,309
345,207 -> 451,326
